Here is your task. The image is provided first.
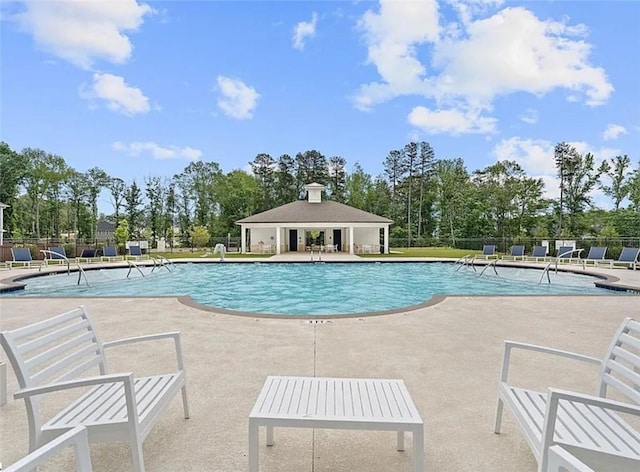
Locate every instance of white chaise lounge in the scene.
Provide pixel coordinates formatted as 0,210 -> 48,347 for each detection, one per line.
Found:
0,306 -> 190,472
495,317 -> 640,472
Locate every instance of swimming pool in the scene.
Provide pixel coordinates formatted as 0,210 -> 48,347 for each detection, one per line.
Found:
1,262 -> 625,316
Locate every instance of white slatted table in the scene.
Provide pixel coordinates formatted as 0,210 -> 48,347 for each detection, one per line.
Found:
248,376 -> 424,472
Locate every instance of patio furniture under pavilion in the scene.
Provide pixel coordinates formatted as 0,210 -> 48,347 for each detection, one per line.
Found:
236,183 -> 393,255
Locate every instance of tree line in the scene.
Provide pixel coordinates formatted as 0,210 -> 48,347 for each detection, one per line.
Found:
1,140 -> 638,247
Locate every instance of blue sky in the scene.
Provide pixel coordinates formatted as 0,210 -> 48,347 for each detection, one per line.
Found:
1,0 -> 639,209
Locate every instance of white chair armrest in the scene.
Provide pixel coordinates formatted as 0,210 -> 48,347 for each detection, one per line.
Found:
541,388 -> 640,470
3,426 -> 93,472
499,340 -> 601,383
103,332 -> 186,370
547,388 -> 640,416
14,373 -> 134,400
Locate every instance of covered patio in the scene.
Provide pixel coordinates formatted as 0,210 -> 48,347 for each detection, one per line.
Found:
236,184 -> 392,255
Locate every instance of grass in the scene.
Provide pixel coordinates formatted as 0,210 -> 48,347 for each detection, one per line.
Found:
360,247 -> 487,258
153,251 -> 272,259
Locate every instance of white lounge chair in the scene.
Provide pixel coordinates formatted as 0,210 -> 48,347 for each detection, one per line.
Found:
127,245 -> 148,260
613,247 -> 639,271
3,426 -> 93,472
479,244 -> 498,259
495,317 -> 640,472
526,245 -> 549,262
101,245 -> 123,262
503,245 -> 526,261
8,247 -> 43,269
0,306 -> 190,472
581,246 -> 613,268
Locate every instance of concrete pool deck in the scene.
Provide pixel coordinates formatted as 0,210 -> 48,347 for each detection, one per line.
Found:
0,259 -> 639,471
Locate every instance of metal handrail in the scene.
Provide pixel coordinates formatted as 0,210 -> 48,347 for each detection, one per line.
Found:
126,260 -> 146,278
554,248 -> 584,273
150,256 -> 174,272
539,261 -> 552,284
454,254 -> 475,272
40,250 -> 90,287
478,258 -> 499,277
39,249 -> 70,274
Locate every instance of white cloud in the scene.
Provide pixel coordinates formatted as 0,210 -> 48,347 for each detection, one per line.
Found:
603,123 -> 627,141
112,141 -> 202,160
12,0 -> 153,69
353,0 -> 440,110
81,73 -> 150,115
408,106 -> 496,134
216,76 -> 260,120
519,108 -> 538,124
355,2 -> 613,135
292,12 -> 318,50
431,7 -> 612,107
492,137 -> 556,176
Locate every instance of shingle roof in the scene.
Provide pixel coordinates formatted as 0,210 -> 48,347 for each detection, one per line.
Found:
236,200 -> 393,224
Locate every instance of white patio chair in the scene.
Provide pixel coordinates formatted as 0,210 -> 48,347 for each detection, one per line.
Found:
3,426 -> 93,472
495,317 -> 640,472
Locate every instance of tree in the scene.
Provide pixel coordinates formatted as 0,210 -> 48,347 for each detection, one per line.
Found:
416,141 -> 436,239
124,181 -> 144,239
554,145 -> 601,236
599,155 -> 631,211
0,142 -> 27,237
251,153 -> 276,211
114,219 -> 130,248
432,159 -> 469,243
108,177 -> 127,222
627,162 -> 640,211
327,155 -> 347,202
21,148 -> 68,239
190,225 -> 210,248
145,176 -> 167,246
295,150 -> 329,196
274,154 -> 298,205
84,167 -> 110,240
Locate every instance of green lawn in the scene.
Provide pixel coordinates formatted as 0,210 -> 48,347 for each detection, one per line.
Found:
152,251 -> 272,259
361,247 -> 487,258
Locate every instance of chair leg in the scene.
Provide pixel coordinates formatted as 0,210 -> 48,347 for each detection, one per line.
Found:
181,385 -> 190,419
494,398 -> 504,433
131,439 -> 145,472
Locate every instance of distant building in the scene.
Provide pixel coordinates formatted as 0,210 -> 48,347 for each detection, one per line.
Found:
96,220 -> 116,242
236,183 -> 393,255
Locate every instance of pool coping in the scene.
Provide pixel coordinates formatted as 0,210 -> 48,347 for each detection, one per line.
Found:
1,259 -> 638,319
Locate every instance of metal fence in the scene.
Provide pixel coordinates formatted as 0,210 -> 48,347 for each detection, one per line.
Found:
389,237 -> 640,259
2,236 -> 639,261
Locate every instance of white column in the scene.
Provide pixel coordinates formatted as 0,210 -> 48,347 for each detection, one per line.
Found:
384,225 -> 389,254
349,226 -> 354,254
276,226 -> 281,254
241,225 -> 247,253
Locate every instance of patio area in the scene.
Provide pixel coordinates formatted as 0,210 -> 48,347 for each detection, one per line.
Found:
1,292 -> 637,471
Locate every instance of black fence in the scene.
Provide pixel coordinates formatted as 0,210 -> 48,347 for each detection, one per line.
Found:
388,237 -> 640,259
2,236 -> 639,261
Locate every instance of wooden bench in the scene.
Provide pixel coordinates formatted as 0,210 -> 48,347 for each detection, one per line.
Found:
0,306 -> 190,472
495,317 -> 640,472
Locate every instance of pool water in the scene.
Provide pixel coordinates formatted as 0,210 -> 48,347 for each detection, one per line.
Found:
1,262 -> 623,316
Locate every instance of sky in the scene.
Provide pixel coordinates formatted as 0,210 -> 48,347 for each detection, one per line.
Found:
1,0 -> 639,211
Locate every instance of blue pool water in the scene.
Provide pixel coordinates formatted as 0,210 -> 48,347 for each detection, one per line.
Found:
1,262 -> 623,316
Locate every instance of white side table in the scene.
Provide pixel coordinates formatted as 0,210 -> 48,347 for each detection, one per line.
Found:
248,376 -> 424,471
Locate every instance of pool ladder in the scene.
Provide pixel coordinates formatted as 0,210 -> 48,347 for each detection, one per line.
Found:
477,258 -> 499,278
454,255 -> 476,272
39,249 -> 91,287
310,247 -> 322,263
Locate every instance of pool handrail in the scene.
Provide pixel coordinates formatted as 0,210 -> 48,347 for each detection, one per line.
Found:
554,248 -> 584,273
39,249 -> 90,287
